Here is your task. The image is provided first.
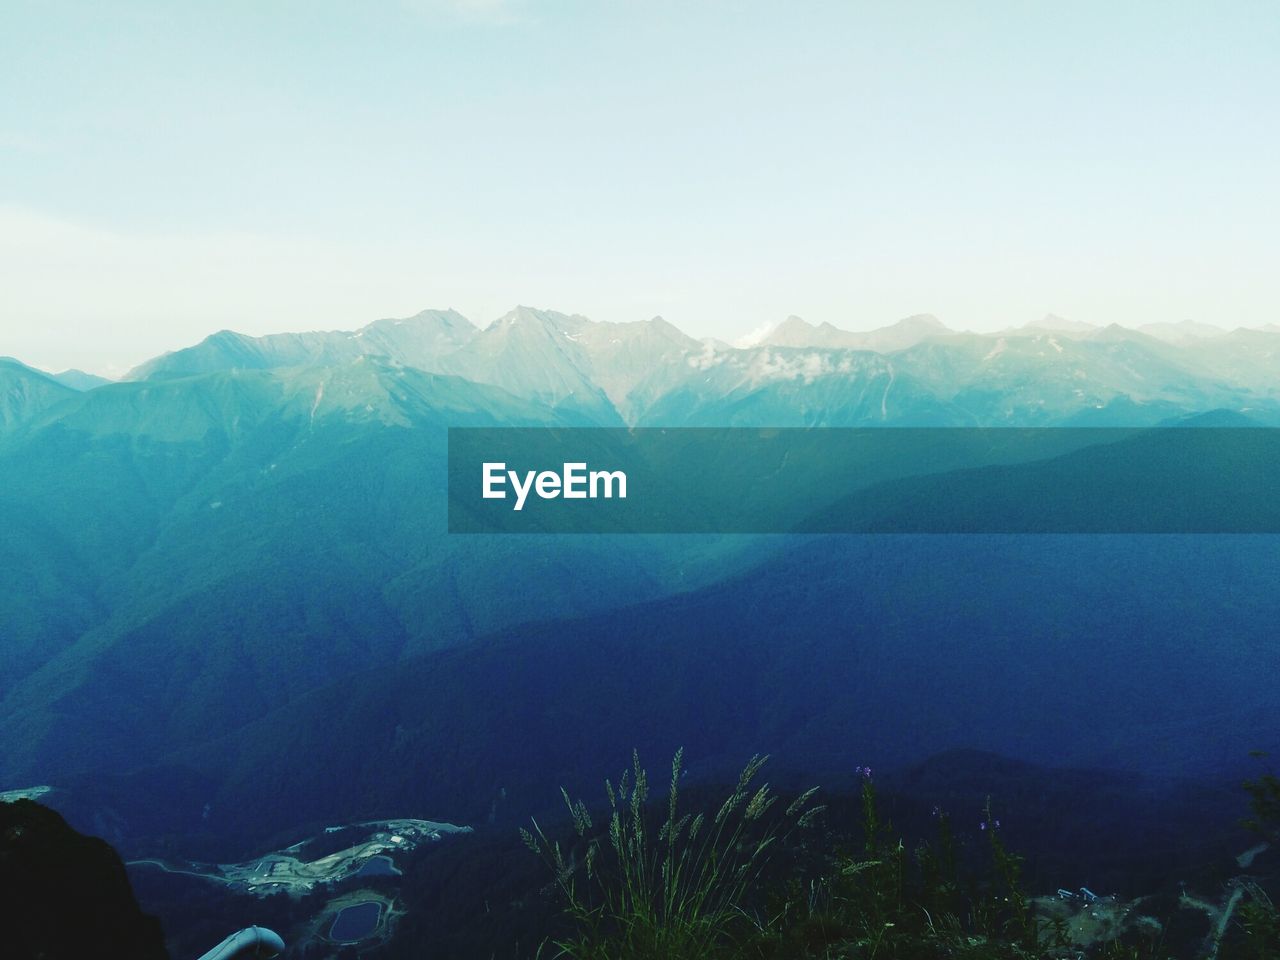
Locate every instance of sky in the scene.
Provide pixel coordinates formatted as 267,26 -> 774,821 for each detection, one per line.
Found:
2,0 -> 1278,375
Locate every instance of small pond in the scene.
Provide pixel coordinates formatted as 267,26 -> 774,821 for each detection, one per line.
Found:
355,855 -> 400,878
330,900 -> 381,942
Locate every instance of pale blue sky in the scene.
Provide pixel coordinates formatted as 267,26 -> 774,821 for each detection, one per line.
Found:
2,0 -> 1278,374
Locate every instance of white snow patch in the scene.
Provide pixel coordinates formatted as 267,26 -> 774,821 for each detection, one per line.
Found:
688,342 -> 723,371
735,321 -> 779,348
309,383 -> 325,423
748,350 -> 832,384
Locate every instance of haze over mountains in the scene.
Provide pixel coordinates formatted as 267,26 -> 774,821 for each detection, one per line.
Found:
2,306 -> 1279,858
6,306 -> 1280,432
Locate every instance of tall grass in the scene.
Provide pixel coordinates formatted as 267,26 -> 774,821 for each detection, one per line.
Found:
1232,762 -> 1280,959
524,752 -> 1278,959
521,749 -> 822,959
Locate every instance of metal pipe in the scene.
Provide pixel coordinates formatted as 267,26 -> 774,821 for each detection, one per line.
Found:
195,926 -> 286,960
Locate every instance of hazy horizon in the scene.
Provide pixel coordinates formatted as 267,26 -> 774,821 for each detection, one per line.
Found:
4,1 -> 1279,374
9,304 -> 1273,380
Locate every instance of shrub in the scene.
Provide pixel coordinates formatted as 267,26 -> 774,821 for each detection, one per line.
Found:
521,749 -> 821,959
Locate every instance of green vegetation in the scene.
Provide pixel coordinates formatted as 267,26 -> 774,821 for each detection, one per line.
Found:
524,753 -> 1069,959
522,750 -> 823,959
525,753 -> 1280,960
1228,760 -> 1280,960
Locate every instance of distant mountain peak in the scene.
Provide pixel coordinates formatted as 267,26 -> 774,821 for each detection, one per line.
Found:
0,356 -> 79,429
894,313 -> 947,330
127,309 -> 478,380
1,357 -> 111,391
204,328 -> 254,345
1025,314 -> 1096,334
51,369 -> 112,391
629,315 -> 699,347
760,313 -> 951,352
487,305 -> 586,335
363,307 -> 474,330
766,315 -> 818,338
1137,319 -> 1226,344
756,316 -> 827,349
505,304 -> 540,324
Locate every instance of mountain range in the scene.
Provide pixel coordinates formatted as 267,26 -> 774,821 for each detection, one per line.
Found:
8,307 -> 1280,433
2,306 -> 1279,861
